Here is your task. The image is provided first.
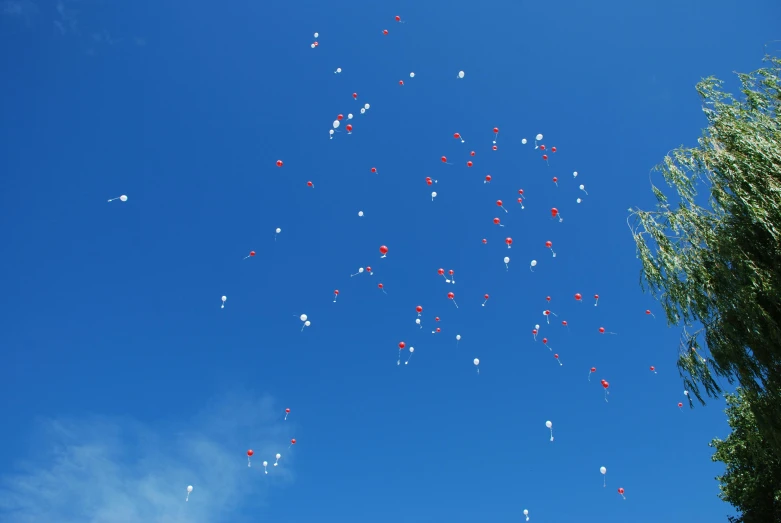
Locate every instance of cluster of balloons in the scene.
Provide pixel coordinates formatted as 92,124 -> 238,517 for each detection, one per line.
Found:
104,12 -> 679,518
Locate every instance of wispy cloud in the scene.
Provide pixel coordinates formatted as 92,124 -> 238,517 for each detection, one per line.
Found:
0,0 -> 38,33
0,391 -> 295,523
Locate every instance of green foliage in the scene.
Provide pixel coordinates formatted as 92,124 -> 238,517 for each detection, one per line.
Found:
628,56 -> 781,454
710,388 -> 781,523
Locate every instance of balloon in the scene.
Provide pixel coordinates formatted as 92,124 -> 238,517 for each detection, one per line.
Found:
456,334 -> 461,341
313,32 -> 319,38
364,103 -> 370,110
458,71 -> 465,78
380,245 -> 389,256
108,195 -> 128,202
473,358 -> 479,365
358,211 -> 364,217
347,113 -> 353,119
410,72 -> 415,78
333,120 -> 340,128
285,408 -> 291,420
521,138 -> 527,144
186,485 -> 193,501
300,314 -> 307,322
536,134 -> 543,141
431,191 -> 437,200
600,467 -> 606,474
335,67 -> 342,73
545,421 -> 552,428
504,256 -> 510,263
221,295 -> 227,308
276,160 -> 283,167
291,439 -> 296,445
276,227 -> 282,234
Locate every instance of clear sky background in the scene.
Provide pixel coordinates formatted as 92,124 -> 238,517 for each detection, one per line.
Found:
1,1 -> 779,522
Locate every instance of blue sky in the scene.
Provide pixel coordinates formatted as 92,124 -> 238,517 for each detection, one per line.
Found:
1,1 -> 779,522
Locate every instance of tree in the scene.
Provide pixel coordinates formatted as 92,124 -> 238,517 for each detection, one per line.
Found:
628,55 -> 781,456
710,388 -> 781,523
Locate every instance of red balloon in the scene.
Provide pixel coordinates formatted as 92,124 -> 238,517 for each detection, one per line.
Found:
467,161 -> 473,167
551,146 -> 557,153
493,218 -> 500,224
307,181 -> 313,187
447,292 -> 455,299
496,200 -> 503,207
493,127 -> 499,133
542,338 -> 548,344
602,381 -> 609,389
542,154 -> 548,160
599,327 -> 605,333
334,290 -> 339,295
395,15 -> 401,21
505,237 -> 513,246
453,133 -> 461,139
618,488 -> 624,494
545,241 -> 553,248
484,294 -> 489,299
540,145 -> 546,151
438,268 -> 445,275
485,175 -> 492,182
546,296 -> 551,302
383,29 -> 388,35
371,167 -> 377,173
346,124 -> 353,132
436,327 -> 441,333
291,439 -> 296,444
575,293 -> 582,301
591,367 -> 596,372
554,354 -> 559,359
678,402 -> 683,407
365,266 -> 372,272
594,294 -> 600,299
399,341 -> 405,349
276,160 -> 283,167
551,208 -> 558,217
249,251 -> 256,256
552,176 -> 558,183
378,283 -> 384,289
285,408 -> 291,413
441,156 -> 447,163
337,114 -> 343,120
399,80 -> 404,86
482,238 -> 487,244
380,245 -> 389,254
435,317 -> 440,321
492,145 -> 498,151
353,92 -> 358,99
247,449 -> 254,457
470,150 -> 475,156
650,366 -> 655,371
416,305 -> 423,313
532,329 -> 538,335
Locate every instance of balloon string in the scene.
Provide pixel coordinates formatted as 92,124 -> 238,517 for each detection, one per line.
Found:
603,476 -> 606,487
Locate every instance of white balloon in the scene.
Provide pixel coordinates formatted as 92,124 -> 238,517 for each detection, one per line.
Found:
347,113 -> 353,119
579,184 -> 585,190
577,198 -> 582,203
276,453 -> 281,459
120,195 -> 128,201
415,318 -> 421,325
456,334 -> 461,341
545,420 -> 552,428
504,256 -> 510,263
360,108 -> 366,114
410,72 -> 415,78
524,510 -> 529,516
314,32 -> 319,38
600,466 -> 607,474
409,347 -> 415,353
221,296 -> 227,302
531,260 -> 537,266
187,485 -> 193,493
364,103 -> 370,110
329,129 -> 335,135
431,191 -> 437,198
358,211 -> 364,217
521,138 -> 527,144
473,358 -> 479,366
573,171 -> 578,177
536,133 -> 543,141
335,67 -> 342,73
276,227 -> 282,234
310,44 -> 315,48
304,320 -> 311,327
300,314 -> 307,322
535,324 -> 540,330
458,70 -> 465,78
333,120 -> 340,129
263,461 -> 268,466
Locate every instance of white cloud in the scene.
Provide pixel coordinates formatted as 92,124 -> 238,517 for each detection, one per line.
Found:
0,391 -> 295,523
